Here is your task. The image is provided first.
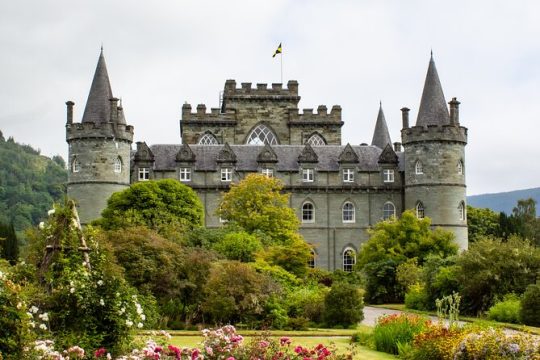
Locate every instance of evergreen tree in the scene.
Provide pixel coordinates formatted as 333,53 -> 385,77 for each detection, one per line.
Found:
0,222 -> 18,264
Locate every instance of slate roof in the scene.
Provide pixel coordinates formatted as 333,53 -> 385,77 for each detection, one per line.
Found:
371,104 -> 392,149
147,144 -> 403,172
82,49 -> 113,123
416,54 -> 451,127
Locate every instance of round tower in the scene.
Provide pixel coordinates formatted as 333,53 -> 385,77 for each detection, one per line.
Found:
66,49 -> 134,224
401,55 -> 468,249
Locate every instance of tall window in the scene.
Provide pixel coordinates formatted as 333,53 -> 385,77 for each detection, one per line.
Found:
457,160 -> 464,175
138,167 -> 150,181
261,168 -> 273,177
302,202 -> 315,223
415,161 -> 423,174
71,158 -> 81,173
306,133 -> 326,146
343,168 -> 354,182
416,202 -> 425,219
221,168 -> 232,182
458,201 -> 465,221
343,248 -> 356,272
342,202 -> 355,223
114,157 -> 122,173
383,169 -> 394,183
246,124 -> 278,145
302,168 -> 314,182
308,249 -> 316,268
180,167 -> 191,182
198,133 -> 219,145
383,202 -> 396,220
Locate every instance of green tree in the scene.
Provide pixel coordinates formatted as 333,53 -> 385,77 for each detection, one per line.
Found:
218,174 -> 300,245
357,210 -> 458,304
98,179 -> 204,235
467,205 -> 500,242
323,282 -> 364,327
456,236 -> 540,314
213,231 -> 262,262
202,260 -> 281,325
260,234 -> 313,278
0,222 -> 19,264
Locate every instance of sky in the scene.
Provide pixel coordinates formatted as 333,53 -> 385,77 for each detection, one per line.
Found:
1,0 -> 539,196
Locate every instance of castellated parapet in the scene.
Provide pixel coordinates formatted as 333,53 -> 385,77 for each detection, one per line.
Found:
401,124 -> 467,145
66,121 -> 134,142
223,80 -> 300,100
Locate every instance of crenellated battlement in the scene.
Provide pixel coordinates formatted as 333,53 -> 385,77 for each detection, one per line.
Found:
222,79 -> 300,99
401,124 -> 467,145
181,103 -> 236,123
288,105 -> 342,125
66,121 -> 134,142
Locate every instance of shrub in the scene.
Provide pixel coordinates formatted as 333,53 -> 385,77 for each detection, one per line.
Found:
404,283 -> 430,311
323,282 -> 364,327
405,323 -> 467,360
213,231 -> 262,262
396,258 -> 422,291
421,255 -> 459,310
372,313 -> 430,355
487,294 -> 522,324
362,258 -> 401,304
453,328 -> 540,359
286,286 -> 328,324
521,283 -> 540,326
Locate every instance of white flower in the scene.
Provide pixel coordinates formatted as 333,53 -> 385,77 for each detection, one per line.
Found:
0,271 -> 4,280
116,292 -> 120,297
16,302 -> 23,309
97,280 -> 104,286
47,209 -> 55,216
118,307 -> 125,315
135,303 -> 143,314
70,287 -> 75,294
106,354 -> 112,360
38,222 -> 45,229
140,314 -> 146,321
30,306 -> 39,314
39,323 -> 47,330
39,312 -> 49,321
125,320 -> 133,327
99,299 -> 105,306
137,322 -> 143,328
29,321 -> 36,328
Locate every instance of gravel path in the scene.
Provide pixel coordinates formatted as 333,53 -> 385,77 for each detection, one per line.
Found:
361,306 -> 466,327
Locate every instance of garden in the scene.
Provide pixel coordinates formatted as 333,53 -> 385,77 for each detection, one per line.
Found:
1,175 -> 539,359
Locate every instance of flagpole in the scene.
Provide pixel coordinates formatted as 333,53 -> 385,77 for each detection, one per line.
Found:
280,52 -> 283,84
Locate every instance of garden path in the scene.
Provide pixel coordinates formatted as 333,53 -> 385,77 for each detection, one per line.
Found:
361,306 -> 465,327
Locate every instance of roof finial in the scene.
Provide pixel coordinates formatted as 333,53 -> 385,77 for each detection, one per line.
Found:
379,100 -> 382,108
100,43 -> 104,53
430,48 -> 433,59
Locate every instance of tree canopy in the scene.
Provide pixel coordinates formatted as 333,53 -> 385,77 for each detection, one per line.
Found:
218,174 -> 300,245
98,179 -> 204,234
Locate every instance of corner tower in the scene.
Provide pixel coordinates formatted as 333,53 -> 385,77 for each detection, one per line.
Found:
401,54 -> 468,249
65,49 -> 134,224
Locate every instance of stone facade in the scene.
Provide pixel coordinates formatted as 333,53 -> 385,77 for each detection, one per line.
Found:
66,51 -> 468,271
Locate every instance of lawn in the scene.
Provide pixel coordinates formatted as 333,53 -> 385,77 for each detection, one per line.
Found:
158,329 -> 396,360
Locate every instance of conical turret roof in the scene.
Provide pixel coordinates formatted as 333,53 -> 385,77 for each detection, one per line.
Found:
371,103 -> 392,149
81,49 -> 113,123
416,54 -> 450,126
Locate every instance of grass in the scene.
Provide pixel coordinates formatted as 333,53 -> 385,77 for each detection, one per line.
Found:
142,328 -> 396,360
370,304 -> 540,335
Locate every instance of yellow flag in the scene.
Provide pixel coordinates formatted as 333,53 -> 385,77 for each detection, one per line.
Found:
272,43 -> 282,58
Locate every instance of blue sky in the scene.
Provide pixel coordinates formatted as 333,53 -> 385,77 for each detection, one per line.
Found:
1,0 -> 539,195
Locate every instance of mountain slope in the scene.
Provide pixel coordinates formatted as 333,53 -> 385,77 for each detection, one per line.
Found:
467,187 -> 540,216
0,131 -> 67,230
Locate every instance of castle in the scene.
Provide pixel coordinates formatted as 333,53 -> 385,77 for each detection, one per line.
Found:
66,50 -> 468,271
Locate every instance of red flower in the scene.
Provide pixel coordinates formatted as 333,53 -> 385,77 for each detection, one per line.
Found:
294,346 -> 304,354
94,348 -> 107,358
280,337 -> 291,346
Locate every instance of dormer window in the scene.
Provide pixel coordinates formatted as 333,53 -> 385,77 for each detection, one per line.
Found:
138,167 -> 150,181
343,168 -> 354,182
383,169 -> 394,183
114,157 -> 122,173
302,168 -> 314,182
415,161 -> 423,175
261,168 -> 273,177
180,167 -> 191,182
221,168 -> 232,182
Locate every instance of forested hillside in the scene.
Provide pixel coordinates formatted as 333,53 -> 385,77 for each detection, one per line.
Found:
0,130 -> 67,231
468,187 -> 540,216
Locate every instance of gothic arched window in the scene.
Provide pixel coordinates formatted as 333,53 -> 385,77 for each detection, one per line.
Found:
342,202 -> 355,223
457,160 -> 464,175
308,249 -> 316,269
343,248 -> 356,272
198,133 -> 219,145
306,133 -> 326,146
458,201 -> 466,221
114,157 -> 122,173
72,157 -> 81,173
415,160 -> 423,174
416,202 -> 425,219
302,201 -> 315,223
383,202 -> 396,220
246,124 -> 278,145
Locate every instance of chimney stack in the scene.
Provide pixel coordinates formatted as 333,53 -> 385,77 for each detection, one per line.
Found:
401,107 -> 410,129
66,101 -> 74,124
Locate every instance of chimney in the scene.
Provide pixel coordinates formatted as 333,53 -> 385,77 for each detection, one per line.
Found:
109,97 -> 119,123
393,142 -> 402,152
449,97 -> 460,125
401,107 -> 410,129
66,101 -> 74,124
